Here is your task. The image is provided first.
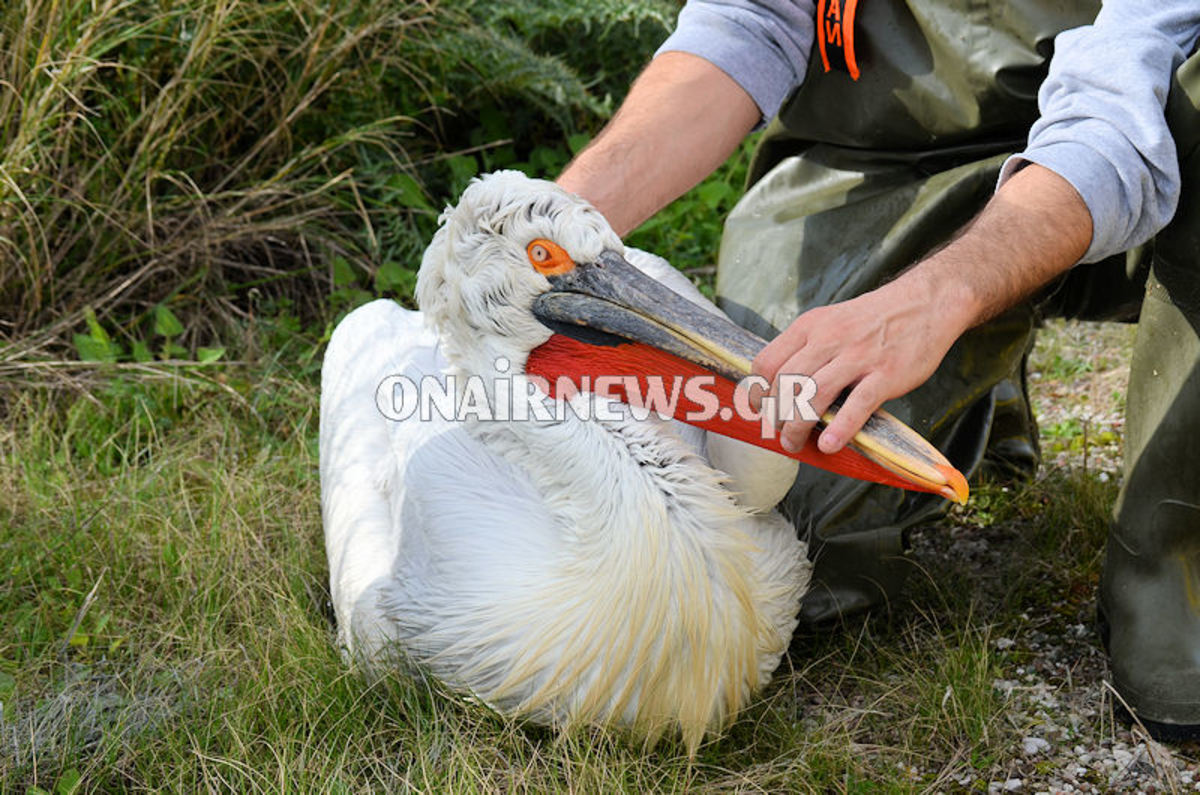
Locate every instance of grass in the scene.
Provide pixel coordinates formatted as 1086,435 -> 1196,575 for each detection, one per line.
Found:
0,335 -> 1128,791
1027,319 -> 1135,473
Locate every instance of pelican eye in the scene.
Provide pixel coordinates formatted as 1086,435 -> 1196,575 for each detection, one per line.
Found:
526,238 -> 575,276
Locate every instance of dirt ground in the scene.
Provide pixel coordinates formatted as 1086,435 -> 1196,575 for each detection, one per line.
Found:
911,319 -> 1200,793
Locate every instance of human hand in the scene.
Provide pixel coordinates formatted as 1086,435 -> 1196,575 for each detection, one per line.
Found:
751,269 -> 972,455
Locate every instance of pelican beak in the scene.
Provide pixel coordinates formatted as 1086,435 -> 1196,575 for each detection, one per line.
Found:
531,249 -> 968,504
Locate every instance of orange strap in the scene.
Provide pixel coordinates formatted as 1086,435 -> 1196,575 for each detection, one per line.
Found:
816,0 -> 861,81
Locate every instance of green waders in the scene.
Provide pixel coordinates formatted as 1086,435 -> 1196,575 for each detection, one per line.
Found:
1099,54 -> 1200,734
718,0 -> 1200,727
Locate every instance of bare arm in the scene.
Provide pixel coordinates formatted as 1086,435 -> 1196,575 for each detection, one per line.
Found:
754,163 -> 1094,454
557,52 -> 760,236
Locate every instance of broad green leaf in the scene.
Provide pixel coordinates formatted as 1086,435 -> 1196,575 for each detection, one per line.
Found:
332,256 -> 357,288
153,305 -> 184,337
197,346 -> 225,363
56,768 -> 82,795
530,145 -> 566,174
375,261 -> 417,294
697,181 -> 734,209
73,333 -> 116,363
83,306 -> 111,344
446,154 -> 478,192
568,133 -> 591,154
131,340 -> 152,362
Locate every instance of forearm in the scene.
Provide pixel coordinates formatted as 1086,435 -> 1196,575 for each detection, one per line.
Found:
910,162 -> 1093,338
557,52 -> 759,236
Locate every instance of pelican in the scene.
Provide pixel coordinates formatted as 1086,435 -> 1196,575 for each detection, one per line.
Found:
319,170 -> 968,751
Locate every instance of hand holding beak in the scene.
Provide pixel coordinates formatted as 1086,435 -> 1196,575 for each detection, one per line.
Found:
752,268 -> 973,456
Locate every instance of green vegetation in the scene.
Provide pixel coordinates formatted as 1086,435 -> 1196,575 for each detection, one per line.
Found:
0,0 -> 1137,791
0,0 -> 684,356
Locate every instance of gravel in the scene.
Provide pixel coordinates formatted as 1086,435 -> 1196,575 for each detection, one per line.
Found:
905,555 -> 1200,793
911,320 -> 1200,792
909,504 -> 1200,792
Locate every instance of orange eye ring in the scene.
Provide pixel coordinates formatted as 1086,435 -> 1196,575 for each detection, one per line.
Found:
526,238 -> 575,275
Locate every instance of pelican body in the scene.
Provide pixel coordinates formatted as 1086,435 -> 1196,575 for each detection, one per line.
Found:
319,171 -> 966,751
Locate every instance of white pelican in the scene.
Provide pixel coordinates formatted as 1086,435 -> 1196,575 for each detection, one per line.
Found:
319,171 -> 968,751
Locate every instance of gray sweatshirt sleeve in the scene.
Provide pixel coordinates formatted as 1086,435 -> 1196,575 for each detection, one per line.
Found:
654,0 -> 815,122
999,2 -> 1200,263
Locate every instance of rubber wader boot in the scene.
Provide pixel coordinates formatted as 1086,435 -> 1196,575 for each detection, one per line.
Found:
717,0 -> 1100,624
980,362 -> 1041,483
1099,50 -> 1200,739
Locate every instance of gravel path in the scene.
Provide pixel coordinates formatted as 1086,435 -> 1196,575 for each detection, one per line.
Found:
912,319 -> 1199,793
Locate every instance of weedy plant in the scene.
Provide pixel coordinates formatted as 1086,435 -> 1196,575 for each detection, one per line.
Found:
0,0 -> 676,363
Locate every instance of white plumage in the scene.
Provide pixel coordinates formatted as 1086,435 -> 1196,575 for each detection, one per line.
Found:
320,171 -> 810,751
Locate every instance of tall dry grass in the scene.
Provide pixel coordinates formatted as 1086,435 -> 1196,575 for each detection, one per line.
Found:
0,0 -> 673,365
2,0 -> 425,348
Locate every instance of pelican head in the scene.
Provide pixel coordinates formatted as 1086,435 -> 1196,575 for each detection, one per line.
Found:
416,170 -> 619,377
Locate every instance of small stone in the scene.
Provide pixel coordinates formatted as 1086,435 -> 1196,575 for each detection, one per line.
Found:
1022,736 -> 1051,755
993,678 -> 1019,696
996,638 -> 1016,651
1004,777 -> 1023,791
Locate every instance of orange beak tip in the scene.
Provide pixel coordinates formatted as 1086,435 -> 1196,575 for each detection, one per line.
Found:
937,465 -> 970,505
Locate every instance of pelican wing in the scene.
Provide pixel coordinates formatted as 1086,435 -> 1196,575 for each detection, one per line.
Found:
320,300 -> 560,657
